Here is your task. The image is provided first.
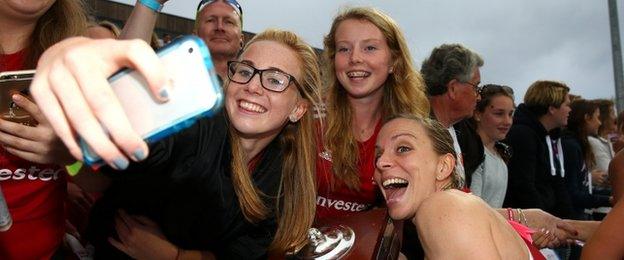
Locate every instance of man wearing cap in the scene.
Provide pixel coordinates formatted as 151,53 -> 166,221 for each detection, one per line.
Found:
121,0 -> 244,80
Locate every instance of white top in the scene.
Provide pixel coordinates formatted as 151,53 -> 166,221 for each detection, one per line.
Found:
470,146 -> 508,208
588,136 -> 614,173
448,126 -> 466,183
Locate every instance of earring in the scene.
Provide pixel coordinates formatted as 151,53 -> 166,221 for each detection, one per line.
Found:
289,114 -> 297,122
388,67 -> 394,73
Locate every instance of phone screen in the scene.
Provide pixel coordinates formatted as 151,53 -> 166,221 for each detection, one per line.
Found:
0,71 -> 35,126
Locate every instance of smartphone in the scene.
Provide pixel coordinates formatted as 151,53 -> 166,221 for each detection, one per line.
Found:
0,70 -> 36,126
81,35 -> 223,166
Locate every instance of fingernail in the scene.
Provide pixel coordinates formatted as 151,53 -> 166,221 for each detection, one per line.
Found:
11,94 -> 22,101
159,79 -> 173,100
132,148 -> 146,161
112,157 -> 129,170
159,88 -> 169,99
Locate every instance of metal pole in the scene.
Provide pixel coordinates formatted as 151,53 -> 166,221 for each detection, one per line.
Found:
609,0 -> 624,112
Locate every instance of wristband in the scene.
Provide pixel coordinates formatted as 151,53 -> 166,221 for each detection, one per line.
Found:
66,161 -> 84,176
138,0 -> 163,12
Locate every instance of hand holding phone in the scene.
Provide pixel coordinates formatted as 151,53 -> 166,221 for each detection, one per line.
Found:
0,70 -> 36,126
30,36 -> 220,169
81,36 -> 223,166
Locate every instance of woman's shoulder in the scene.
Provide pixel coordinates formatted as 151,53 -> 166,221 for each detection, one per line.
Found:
416,190 -> 489,222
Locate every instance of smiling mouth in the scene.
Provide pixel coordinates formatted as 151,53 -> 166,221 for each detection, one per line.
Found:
381,177 -> 409,204
347,71 -> 371,79
239,100 -> 267,113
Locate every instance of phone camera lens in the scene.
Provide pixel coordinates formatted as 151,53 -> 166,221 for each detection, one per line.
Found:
188,47 -> 194,53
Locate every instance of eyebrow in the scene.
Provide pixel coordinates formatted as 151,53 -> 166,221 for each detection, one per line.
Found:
240,60 -> 288,74
336,38 -> 384,45
391,133 -> 418,141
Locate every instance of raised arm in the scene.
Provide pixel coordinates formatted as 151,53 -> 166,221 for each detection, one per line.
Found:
120,0 -> 169,41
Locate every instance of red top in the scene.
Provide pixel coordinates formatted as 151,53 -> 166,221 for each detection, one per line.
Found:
0,50 -> 68,259
315,119 -> 382,219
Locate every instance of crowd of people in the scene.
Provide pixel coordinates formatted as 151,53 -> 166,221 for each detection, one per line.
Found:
1,0 -> 623,259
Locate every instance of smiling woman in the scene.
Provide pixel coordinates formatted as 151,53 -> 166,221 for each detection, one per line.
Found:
315,6 -> 429,220
374,114 -> 541,259
29,29 -> 321,258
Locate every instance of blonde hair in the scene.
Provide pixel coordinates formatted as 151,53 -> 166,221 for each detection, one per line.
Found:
523,80 -> 570,117
225,29 -> 321,254
386,114 -> 463,189
24,0 -> 88,68
323,7 -> 430,189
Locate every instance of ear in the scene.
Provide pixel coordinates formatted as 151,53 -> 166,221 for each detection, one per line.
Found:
435,153 -> 455,181
289,100 -> 309,123
447,79 -> 460,99
239,34 -> 245,49
547,105 -> 557,116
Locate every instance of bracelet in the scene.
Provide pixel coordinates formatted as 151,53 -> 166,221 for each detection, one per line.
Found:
65,161 -> 84,176
138,0 -> 163,12
517,208 -> 528,226
506,208 -> 514,221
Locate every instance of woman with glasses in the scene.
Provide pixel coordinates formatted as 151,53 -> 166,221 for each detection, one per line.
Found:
315,6 -> 429,219
29,29 -> 321,259
469,84 -> 515,208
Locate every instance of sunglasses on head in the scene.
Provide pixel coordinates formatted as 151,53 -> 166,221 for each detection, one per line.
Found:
197,0 -> 243,18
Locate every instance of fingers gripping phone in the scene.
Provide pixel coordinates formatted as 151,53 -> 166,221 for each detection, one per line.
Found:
81,36 -> 223,166
0,70 -> 36,126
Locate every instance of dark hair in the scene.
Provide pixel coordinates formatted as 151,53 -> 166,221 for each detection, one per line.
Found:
421,43 -> 484,96
475,84 -> 515,112
567,99 -> 599,169
472,84 -> 515,163
593,99 -> 615,136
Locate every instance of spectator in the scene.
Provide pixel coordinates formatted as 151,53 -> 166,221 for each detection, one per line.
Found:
0,0 -> 86,258
316,7 -> 429,219
30,29 -> 321,258
470,84 -> 515,208
587,99 -> 616,220
422,43 -> 485,185
503,80 -> 573,219
120,0 -> 244,80
588,99 -> 617,180
562,99 -> 611,220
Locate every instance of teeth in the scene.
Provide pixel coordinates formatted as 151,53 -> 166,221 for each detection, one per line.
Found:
347,71 -> 370,78
239,100 -> 267,113
382,178 -> 408,189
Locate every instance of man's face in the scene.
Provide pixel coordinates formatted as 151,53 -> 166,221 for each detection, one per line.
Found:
552,94 -> 572,128
454,68 -> 481,119
196,1 -> 243,58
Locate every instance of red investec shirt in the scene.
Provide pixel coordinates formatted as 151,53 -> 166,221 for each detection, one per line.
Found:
0,50 -> 68,259
315,120 -> 381,219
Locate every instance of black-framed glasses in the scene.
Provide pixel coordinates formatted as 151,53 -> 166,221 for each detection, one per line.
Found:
227,61 -> 300,92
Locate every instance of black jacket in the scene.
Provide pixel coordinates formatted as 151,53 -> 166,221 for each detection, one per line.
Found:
87,112 -> 282,259
561,133 -> 611,219
454,119 -> 485,186
503,104 -> 573,218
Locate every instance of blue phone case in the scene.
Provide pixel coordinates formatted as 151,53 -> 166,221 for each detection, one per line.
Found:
80,36 -> 223,167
